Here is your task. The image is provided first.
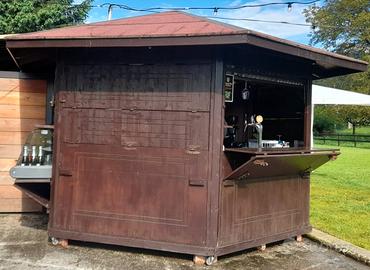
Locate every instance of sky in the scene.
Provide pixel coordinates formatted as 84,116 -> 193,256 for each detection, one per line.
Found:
80,0 -> 323,45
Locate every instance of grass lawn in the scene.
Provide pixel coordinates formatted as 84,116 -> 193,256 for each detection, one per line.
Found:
314,126 -> 370,149
310,145 -> 370,250
337,126 -> 370,135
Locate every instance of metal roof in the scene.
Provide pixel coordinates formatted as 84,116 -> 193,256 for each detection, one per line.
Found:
5,11 -> 245,40
3,11 -> 368,73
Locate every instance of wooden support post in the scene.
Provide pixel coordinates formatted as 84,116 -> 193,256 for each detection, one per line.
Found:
257,244 -> 266,251
193,255 -> 206,265
296,235 -> 303,242
338,134 -> 340,146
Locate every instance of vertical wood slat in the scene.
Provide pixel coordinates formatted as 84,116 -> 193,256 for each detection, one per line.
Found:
0,76 -> 46,212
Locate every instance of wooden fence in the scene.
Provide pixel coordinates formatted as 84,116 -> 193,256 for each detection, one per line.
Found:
314,133 -> 370,147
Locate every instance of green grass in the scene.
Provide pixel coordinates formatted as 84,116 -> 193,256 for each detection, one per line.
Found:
310,145 -> 370,250
337,126 -> 370,135
314,126 -> 370,149
313,139 -> 370,149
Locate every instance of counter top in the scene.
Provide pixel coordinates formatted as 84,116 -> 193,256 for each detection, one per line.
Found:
224,147 -> 340,155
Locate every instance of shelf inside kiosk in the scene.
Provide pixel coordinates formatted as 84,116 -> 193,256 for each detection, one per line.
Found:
223,74 -> 340,181
224,75 -> 305,149
9,126 -> 53,209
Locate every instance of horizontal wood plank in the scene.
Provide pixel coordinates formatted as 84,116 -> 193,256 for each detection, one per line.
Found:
0,118 -> 45,132
0,78 -> 46,93
0,185 -> 28,198
0,131 -> 29,145
0,145 -> 21,159
0,198 -> 42,212
0,172 -> 14,185
0,91 -> 46,106
0,77 -> 47,212
0,104 -> 45,119
0,159 -> 17,172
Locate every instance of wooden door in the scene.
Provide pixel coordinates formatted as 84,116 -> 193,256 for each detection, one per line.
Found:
50,63 -> 212,247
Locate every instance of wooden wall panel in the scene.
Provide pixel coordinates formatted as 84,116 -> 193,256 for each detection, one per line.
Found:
0,77 -> 46,212
0,131 -> 29,145
0,118 -> 45,131
0,104 -> 45,119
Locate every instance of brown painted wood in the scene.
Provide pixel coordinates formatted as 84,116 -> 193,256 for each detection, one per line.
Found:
206,59 -> 224,248
223,152 -> 339,180
218,175 -> 311,248
304,82 -> 312,147
50,61 -> 213,250
43,46 -> 336,259
5,34 -> 367,74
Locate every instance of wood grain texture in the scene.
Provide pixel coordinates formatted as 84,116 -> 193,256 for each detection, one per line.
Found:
0,159 -> 16,172
0,118 -> 45,132
0,172 -> 14,185
0,145 -> 22,158
0,77 -> 46,213
0,91 -> 46,106
0,185 -> 27,198
0,105 -> 45,119
0,132 -> 29,145
0,78 -> 46,92
0,198 -> 42,212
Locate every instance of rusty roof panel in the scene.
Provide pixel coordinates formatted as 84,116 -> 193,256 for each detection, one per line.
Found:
4,11 -> 367,73
7,11 -> 244,40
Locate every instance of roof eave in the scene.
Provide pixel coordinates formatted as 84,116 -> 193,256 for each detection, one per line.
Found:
5,33 -> 368,74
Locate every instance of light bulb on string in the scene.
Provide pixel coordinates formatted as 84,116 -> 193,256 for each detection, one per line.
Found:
213,8 -> 219,16
287,3 -> 292,12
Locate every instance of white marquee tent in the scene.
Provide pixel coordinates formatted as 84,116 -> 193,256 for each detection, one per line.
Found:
312,85 -> 370,105
311,85 -> 370,145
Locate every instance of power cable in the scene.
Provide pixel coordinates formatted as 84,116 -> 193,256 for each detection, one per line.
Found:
206,16 -> 312,27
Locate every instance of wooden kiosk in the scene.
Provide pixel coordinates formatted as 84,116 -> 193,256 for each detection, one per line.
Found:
4,11 -> 367,264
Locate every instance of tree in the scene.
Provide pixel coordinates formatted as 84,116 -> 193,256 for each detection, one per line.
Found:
0,0 -> 92,35
304,0 -> 369,58
304,0 -> 370,134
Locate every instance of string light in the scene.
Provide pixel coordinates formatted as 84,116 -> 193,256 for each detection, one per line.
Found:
287,3 -> 293,12
67,1 -> 322,28
87,1 -> 319,12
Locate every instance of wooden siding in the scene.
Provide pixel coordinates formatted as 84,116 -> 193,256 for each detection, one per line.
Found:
0,77 -> 46,212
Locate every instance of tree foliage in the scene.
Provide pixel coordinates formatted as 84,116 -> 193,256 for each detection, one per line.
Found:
0,0 -> 92,34
304,0 -> 370,58
304,0 -> 370,132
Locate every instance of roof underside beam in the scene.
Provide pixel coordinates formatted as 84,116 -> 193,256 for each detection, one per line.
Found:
5,34 -> 368,76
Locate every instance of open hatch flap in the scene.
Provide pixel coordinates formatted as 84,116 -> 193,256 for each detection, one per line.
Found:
14,182 -> 50,209
224,151 -> 339,181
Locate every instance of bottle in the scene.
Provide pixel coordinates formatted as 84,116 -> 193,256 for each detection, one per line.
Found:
37,146 -> 43,166
21,145 -> 29,166
31,145 -> 37,166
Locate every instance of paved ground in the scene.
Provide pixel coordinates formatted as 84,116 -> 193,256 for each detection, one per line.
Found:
0,214 -> 368,270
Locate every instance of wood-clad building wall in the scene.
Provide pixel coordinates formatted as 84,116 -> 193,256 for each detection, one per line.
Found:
0,73 -> 46,212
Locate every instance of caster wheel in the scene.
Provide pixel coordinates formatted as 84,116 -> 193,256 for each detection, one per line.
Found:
205,256 -> 217,266
50,237 -> 59,246
296,235 -> 303,242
